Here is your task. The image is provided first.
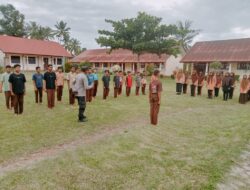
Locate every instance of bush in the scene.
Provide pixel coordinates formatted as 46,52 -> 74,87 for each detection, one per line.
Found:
64,62 -> 72,73
0,66 -> 3,74
79,61 -> 93,69
210,61 -> 222,71
146,64 -> 154,76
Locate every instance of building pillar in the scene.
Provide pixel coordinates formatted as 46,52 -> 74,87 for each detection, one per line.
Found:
205,63 -> 209,75
101,63 -> 104,70
191,63 -> 193,73
229,63 -> 232,73
132,63 -> 135,73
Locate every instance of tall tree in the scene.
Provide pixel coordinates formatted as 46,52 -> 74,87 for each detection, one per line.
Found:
176,20 -> 200,53
0,4 -> 26,37
96,12 -> 180,56
54,20 -> 71,45
26,22 -> 54,40
65,38 -> 82,56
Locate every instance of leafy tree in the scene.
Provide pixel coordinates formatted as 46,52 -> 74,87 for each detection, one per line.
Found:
210,61 -> 222,71
65,38 -> 82,56
0,4 -> 26,37
26,21 -> 54,40
54,20 -> 71,45
176,20 -> 200,53
96,12 -> 180,57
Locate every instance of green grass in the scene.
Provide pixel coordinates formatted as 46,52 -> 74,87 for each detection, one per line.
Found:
0,72 -> 249,189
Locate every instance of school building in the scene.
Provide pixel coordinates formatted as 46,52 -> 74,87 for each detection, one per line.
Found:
70,48 -> 183,76
0,35 -> 72,70
181,38 -> 250,76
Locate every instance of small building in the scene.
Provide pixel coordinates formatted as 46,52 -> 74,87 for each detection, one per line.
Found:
181,38 -> 250,76
70,48 -> 183,76
0,35 -> 72,70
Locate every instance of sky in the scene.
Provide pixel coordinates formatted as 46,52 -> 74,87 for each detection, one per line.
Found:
1,0 -> 250,49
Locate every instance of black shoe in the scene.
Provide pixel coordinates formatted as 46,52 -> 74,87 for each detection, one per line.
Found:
78,119 -> 88,122
83,115 -> 87,119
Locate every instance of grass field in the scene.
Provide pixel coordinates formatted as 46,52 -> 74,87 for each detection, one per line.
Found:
0,72 -> 249,189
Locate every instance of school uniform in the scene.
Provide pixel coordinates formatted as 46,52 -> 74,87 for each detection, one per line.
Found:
118,76 -> 123,95
248,77 -> 250,100
197,75 -> 205,96
102,75 -> 110,99
135,75 -> 141,96
229,76 -> 236,99
113,75 -> 120,98
93,73 -> 99,97
8,73 -> 26,114
175,74 -> 185,95
222,76 -> 232,101
214,76 -> 222,97
149,79 -> 163,125
190,74 -> 198,97
56,72 -> 64,101
239,79 -> 249,104
126,75 -> 133,96
32,73 -> 44,103
66,71 -> 77,105
0,72 -> 14,109
207,76 -> 216,99
141,78 -> 147,95
86,74 -> 95,102
182,74 -> 189,94
44,71 -> 56,108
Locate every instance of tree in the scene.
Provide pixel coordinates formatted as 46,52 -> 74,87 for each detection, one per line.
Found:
0,4 -> 26,37
54,20 -> 71,45
176,20 -> 200,53
26,21 -> 54,40
65,38 -> 82,56
210,61 -> 223,71
96,12 -> 180,57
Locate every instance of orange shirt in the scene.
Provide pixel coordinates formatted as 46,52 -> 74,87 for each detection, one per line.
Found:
56,72 -> 64,86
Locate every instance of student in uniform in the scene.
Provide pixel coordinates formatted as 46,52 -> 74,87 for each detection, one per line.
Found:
43,64 -> 57,109
222,72 -> 232,101
206,72 -> 216,99
86,69 -> 95,102
9,64 -> 26,115
135,71 -> 141,96
118,71 -> 124,96
175,69 -> 184,95
32,66 -> 44,104
66,66 -> 77,105
229,72 -> 236,99
56,67 -> 64,102
248,75 -> 250,101
197,71 -> 205,96
102,70 -> 110,99
125,71 -> 133,97
239,75 -> 249,104
92,69 -> 99,98
149,70 -> 163,126
183,71 -> 189,94
214,72 -> 222,97
141,74 -> 147,95
190,70 -> 198,97
0,65 -> 14,110
113,71 -> 120,98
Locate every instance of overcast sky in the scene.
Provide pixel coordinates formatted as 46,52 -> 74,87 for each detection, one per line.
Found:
1,0 -> 250,49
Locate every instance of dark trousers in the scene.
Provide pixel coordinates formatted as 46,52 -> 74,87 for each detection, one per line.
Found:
69,88 -> 75,105
13,93 -> 24,114
126,87 -> 131,96
208,90 -> 213,99
223,87 -> 230,101
118,84 -> 123,95
114,87 -> 119,98
86,88 -> 93,102
77,96 -> 86,121
47,89 -> 55,108
229,87 -> 234,99
150,94 -> 160,125
248,90 -> 250,101
214,88 -> 220,97
176,83 -> 183,95
93,80 -> 98,97
57,86 -> 63,101
4,91 -> 14,109
136,86 -> 140,96
197,86 -> 203,96
183,84 -> 188,94
103,87 -> 110,99
35,87 -> 43,103
239,93 -> 248,104
190,85 -> 196,97
142,84 -> 146,95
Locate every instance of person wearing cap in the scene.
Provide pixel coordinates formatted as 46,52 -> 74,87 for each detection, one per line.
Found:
92,69 -> 99,98
74,66 -> 92,122
43,64 -> 57,109
8,64 -> 26,115
32,66 -> 44,104
66,65 -> 77,105
0,65 -> 14,110
56,66 -> 64,102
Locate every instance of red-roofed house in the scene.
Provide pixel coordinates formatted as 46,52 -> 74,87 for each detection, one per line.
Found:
181,38 -> 250,76
0,35 -> 72,70
70,48 -> 183,75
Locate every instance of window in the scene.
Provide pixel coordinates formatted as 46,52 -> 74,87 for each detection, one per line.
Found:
53,58 -> 56,65
57,58 -> 62,65
141,63 -> 145,69
95,63 -> 100,67
11,56 -> 20,64
103,63 -> 108,68
154,63 -> 160,69
28,57 -> 36,64
237,63 -> 250,70
43,58 -> 49,64
221,63 -> 229,70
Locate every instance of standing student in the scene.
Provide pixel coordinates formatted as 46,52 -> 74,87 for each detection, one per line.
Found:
183,71 -> 189,94
32,66 -> 44,104
56,67 -> 64,102
92,69 -> 99,98
86,69 -> 94,102
239,75 -> 249,104
248,75 -> 250,101
197,71 -> 205,96
118,71 -> 124,96
9,64 -> 26,115
125,71 -> 133,96
102,70 -> 110,99
175,69 -> 184,95
0,65 -> 14,110
214,72 -> 222,97
190,70 -> 198,97
113,71 -> 120,98
222,72 -> 232,101
229,72 -> 236,99
66,66 -> 77,105
149,70 -> 163,126
141,74 -> 147,95
74,67 -> 92,122
135,71 -> 141,96
43,64 -> 57,109
206,72 -> 216,99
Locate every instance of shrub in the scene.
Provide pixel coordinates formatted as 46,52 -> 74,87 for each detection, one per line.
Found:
79,61 -> 93,69
146,64 -> 154,76
210,61 -> 222,71
64,62 -> 72,73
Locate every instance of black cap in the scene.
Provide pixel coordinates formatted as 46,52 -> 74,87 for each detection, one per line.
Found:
13,64 -> 21,68
81,66 -> 89,72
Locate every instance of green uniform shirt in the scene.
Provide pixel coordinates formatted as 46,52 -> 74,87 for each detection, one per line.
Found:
0,72 -> 11,92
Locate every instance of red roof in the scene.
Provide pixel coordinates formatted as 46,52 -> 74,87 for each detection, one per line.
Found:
70,49 -> 169,63
0,35 -> 72,57
181,38 -> 250,63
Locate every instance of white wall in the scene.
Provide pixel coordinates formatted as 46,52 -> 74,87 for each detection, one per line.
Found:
0,50 -> 4,67
163,54 -> 183,76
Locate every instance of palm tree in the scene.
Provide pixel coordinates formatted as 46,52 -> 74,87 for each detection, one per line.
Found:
54,20 -> 71,45
176,20 -> 200,53
26,22 -> 54,40
65,38 -> 82,55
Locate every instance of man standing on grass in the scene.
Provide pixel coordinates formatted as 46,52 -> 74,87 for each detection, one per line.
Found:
32,66 -> 43,104
113,71 -> 120,98
9,64 -> 26,115
43,64 -> 57,109
0,65 -> 14,110
74,67 -> 92,122
135,71 -> 142,96
102,70 -> 110,100
66,66 -> 77,105
56,67 -> 64,102
86,69 -> 95,102
92,69 -> 99,98
125,71 -> 133,97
